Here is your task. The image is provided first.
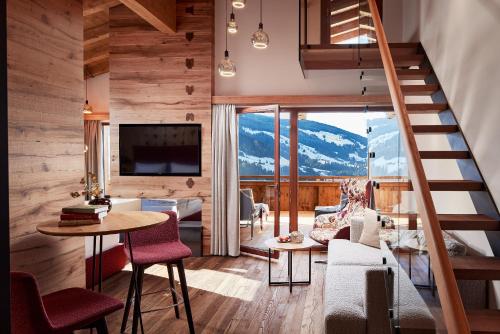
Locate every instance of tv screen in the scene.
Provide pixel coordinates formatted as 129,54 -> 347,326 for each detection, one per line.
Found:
119,124 -> 201,176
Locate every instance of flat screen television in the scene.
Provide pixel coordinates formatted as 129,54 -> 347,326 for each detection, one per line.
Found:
119,124 -> 201,176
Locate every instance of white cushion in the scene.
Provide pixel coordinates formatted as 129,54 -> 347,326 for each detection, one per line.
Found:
358,208 -> 381,249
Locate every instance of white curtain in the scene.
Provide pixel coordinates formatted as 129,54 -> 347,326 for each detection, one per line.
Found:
211,104 -> 240,256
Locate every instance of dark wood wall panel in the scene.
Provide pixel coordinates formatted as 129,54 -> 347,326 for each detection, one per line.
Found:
108,1 -> 213,254
7,0 -> 85,293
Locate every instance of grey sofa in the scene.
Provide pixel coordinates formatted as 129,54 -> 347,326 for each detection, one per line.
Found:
324,222 -> 435,333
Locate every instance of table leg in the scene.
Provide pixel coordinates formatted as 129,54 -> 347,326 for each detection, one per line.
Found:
91,236 -> 96,291
90,236 -> 97,333
98,235 -> 103,293
126,232 -> 144,334
268,249 -> 310,291
408,249 -> 412,279
268,248 -> 271,285
427,253 -> 431,286
288,251 -> 293,293
308,248 -> 312,284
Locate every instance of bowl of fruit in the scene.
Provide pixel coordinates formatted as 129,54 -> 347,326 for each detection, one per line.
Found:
276,235 -> 291,243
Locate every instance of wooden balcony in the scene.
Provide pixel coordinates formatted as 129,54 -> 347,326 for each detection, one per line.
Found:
240,175 -> 410,213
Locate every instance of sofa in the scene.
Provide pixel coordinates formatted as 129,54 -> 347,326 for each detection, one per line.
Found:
324,211 -> 436,334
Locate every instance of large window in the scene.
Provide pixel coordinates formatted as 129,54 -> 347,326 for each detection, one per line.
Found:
238,112 -> 373,177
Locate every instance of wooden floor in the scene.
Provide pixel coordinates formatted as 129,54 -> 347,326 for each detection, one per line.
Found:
100,248 -> 444,334
103,251 -> 328,334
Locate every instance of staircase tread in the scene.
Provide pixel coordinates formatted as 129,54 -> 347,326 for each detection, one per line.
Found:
396,69 -> 431,79
406,103 -> 449,114
419,151 -> 471,159
420,180 -> 486,191
401,84 -> 440,96
412,125 -> 459,133
467,310 -> 500,334
451,256 -> 500,280
438,214 -> 500,231
437,214 -> 498,222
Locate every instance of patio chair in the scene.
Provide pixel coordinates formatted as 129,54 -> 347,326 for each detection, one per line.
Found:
240,188 -> 264,239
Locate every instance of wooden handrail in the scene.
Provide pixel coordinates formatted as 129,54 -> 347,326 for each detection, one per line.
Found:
366,0 -> 470,333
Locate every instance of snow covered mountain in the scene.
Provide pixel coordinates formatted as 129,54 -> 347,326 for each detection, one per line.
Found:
367,117 -> 408,177
238,114 -> 368,176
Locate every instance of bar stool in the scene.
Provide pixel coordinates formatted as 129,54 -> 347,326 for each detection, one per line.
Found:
11,271 -> 123,334
121,211 -> 195,334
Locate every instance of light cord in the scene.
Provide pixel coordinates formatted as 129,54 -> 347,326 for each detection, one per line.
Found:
260,0 -> 263,24
225,0 -> 228,52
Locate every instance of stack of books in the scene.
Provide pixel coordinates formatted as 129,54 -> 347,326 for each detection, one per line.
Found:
59,204 -> 109,226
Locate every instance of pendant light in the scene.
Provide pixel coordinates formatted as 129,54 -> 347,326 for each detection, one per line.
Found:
251,0 -> 269,49
231,0 -> 246,9
82,67 -> 93,114
219,0 -> 236,77
227,8 -> 238,34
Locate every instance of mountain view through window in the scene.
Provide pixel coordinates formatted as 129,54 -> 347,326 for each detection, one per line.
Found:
238,113 -> 407,177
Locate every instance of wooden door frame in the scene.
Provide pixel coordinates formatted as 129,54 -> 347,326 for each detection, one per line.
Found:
237,105 -> 282,259
289,111 -> 298,232
1,0 -> 11,331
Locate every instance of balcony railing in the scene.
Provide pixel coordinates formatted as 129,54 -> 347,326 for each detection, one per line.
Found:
240,175 -> 408,213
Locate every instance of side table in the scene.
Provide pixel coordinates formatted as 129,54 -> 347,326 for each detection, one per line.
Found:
265,237 -> 316,293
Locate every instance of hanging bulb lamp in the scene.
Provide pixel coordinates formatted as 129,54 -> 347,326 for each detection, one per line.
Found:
82,68 -> 93,114
231,0 -> 246,9
219,0 -> 236,77
218,50 -> 236,77
227,12 -> 238,34
251,0 -> 269,49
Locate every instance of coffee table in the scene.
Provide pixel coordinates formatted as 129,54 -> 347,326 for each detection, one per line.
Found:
265,237 -> 316,293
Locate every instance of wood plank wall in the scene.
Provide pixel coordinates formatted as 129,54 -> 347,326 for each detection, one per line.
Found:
108,1 -> 213,254
8,0 -> 85,293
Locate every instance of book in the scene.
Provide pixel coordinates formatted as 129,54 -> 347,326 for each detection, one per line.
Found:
62,204 -> 109,214
58,219 -> 102,227
60,212 -> 107,220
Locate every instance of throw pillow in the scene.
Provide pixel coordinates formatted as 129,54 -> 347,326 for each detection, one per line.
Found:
358,208 -> 381,248
350,215 -> 364,243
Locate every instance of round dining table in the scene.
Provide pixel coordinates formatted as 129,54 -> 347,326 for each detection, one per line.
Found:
37,211 -> 169,334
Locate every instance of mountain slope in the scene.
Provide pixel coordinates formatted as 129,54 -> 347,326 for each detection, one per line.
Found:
238,114 -> 368,176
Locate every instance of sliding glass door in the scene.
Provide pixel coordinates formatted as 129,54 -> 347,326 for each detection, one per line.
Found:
238,105 -> 291,255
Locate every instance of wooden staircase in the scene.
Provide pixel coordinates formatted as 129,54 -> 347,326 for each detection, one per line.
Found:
364,0 -> 500,332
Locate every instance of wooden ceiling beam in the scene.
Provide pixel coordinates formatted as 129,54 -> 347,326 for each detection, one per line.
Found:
85,58 -> 109,79
84,22 -> 109,46
331,5 -> 371,26
331,0 -> 367,13
331,16 -> 371,35
119,0 -> 176,34
83,0 -> 121,16
211,95 -> 392,106
84,37 -> 109,65
331,28 -> 376,44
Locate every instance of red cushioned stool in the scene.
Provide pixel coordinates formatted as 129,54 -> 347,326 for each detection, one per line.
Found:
11,271 -> 123,334
121,210 -> 194,334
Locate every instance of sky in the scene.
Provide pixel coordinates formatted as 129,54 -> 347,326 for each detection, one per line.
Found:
304,112 -> 386,137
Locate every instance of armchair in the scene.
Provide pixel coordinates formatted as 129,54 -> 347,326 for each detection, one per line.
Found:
310,179 -> 374,245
